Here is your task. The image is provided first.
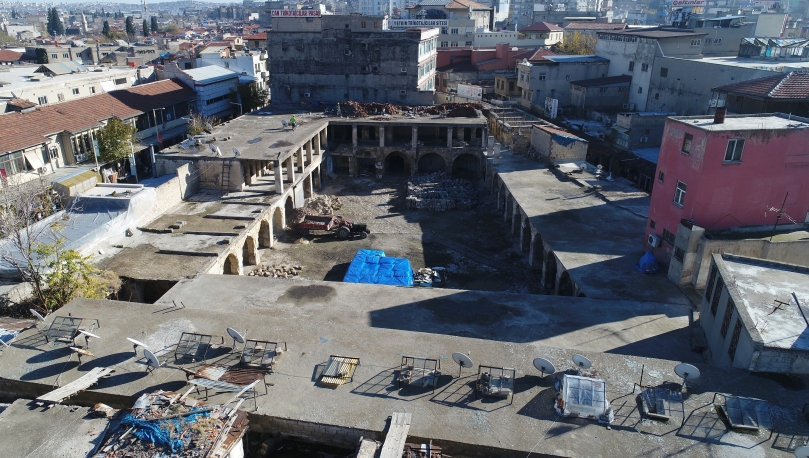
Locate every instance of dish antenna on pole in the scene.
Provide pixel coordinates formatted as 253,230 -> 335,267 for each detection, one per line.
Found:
533,357 -> 556,378
674,363 -> 701,392
572,354 -> 592,375
452,352 -> 473,378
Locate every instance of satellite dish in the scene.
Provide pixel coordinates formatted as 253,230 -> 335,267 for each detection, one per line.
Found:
79,329 -> 100,339
127,337 -> 148,355
143,348 -> 161,372
30,309 -> 46,322
533,357 -> 556,377
233,147 -> 241,157
794,446 -> 809,458
214,146 -> 222,157
572,354 -> 592,372
209,143 -> 217,152
452,352 -> 474,377
227,327 -> 245,349
674,362 -> 701,389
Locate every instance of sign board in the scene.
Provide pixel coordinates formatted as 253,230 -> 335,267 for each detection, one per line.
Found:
270,9 -> 321,17
93,139 -> 100,157
545,97 -> 559,119
457,84 -> 482,101
388,19 -> 448,28
671,0 -> 706,7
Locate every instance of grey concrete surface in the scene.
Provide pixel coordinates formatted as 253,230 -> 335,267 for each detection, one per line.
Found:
0,399 -> 109,458
494,153 -> 692,305
0,276 -> 805,457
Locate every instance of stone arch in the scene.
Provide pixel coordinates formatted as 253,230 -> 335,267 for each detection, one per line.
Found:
272,206 -> 284,234
223,253 -> 239,275
385,151 -> 409,177
544,252 -> 557,292
505,193 -> 514,223
558,270 -> 574,296
417,153 -> 446,174
531,233 -> 544,268
242,236 -> 258,266
284,195 -> 294,225
259,219 -> 271,248
452,153 -> 478,179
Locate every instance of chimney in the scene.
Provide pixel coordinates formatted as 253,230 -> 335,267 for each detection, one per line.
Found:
713,106 -> 726,124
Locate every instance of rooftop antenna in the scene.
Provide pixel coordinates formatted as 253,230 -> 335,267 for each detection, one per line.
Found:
533,357 -> 556,378
571,353 -> 592,375
452,352 -> 473,378
674,362 -> 701,393
233,147 -> 241,157
767,192 -> 798,241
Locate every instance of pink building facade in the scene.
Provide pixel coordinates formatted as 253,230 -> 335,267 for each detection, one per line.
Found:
645,112 -> 809,264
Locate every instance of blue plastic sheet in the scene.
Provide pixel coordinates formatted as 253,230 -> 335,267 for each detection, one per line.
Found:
343,249 -> 414,287
635,250 -> 659,274
119,410 -> 209,453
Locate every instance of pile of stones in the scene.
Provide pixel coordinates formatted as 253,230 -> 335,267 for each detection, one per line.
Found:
247,264 -> 302,278
406,173 -> 477,211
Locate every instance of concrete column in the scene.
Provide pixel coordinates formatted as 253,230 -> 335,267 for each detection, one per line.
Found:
520,215 -> 530,252
306,171 -> 314,197
379,126 -> 385,147
274,159 -> 284,193
322,128 -> 327,151
305,140 -> 313,165
286,156 -> 295,183
411,126 -> 418,150
349,156 -> 357,177
447,127 -> 453,147
512,205 -> 521,236
296,147 -> 304,172
352,124 -> 358,149
314,132 -> 321,155
314,165 -> 321,190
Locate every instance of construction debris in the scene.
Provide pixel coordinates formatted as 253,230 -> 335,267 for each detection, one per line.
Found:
406,173 -> 477,211
414,267 -> 446,287
248,264 -> 302,278
336,101 -> 483,119
289,195 -> 343,227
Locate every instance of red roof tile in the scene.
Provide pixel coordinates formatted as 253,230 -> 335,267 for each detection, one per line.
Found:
0,79 -> 194,154
245,32 -> 267,40
712,72 -> 809,100
0,50 -> 26,62
6,98 -> 36,110
520,22 -> 563,33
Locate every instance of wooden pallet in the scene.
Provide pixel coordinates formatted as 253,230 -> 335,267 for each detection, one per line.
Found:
35,367 -> 114,406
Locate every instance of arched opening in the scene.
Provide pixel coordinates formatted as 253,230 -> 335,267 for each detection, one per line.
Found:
417,153 -> 445,174
505,194 -> 514,223
259,220 -> 271,248
531,233 -> 544,268
303,175 -> 312,199
223,254 -> 239,275
544,252 -> 557,292
558,271 -> 574,296
284,196 -> 294,225
242,236 -> 257,266
272,206 -> 284,234
452,153 -> 478,179
385,152 -> 409,177
521,219 -> 531,253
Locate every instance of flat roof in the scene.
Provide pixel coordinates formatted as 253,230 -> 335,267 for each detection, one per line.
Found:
720,255 -> 809,351
2,275 -> 804,457
492,154 -> 691,305
662,55 -> 809,71
669,112 -> 809,131
0,65 -> 138,92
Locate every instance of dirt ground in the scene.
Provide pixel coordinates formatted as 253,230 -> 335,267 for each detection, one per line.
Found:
254,176 -> 543,294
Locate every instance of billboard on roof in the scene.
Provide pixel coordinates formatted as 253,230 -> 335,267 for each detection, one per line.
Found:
671,0 -> 706,6
270,9 -> 321,17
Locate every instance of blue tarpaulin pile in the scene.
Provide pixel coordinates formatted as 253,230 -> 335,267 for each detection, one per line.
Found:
343,249 -> 414,287
635,250 -> 659,274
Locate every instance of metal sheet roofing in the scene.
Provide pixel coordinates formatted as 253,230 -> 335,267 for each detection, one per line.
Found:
182,65 -> 240,84
544,55 -> 608,63
630,147 -> 660,164
34,61 -> 88,76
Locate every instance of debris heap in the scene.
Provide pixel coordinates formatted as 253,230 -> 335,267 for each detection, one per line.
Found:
248,264 -> 302,278
406,173 -> 477,211
289,195 -> 342,227
337,102 -> 483,118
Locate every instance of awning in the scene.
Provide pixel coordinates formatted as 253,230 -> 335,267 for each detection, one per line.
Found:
23,150 -> 45,170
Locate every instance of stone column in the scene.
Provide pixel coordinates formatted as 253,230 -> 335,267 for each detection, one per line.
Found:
379,126 -> 385,147
305,140 -> 313,166
274,159 -> 284,193
286,156 -> 295,183
296,147 -> 304,172
352,124 -> 358,149
447,127 -> 453,147
411,126 -> 418,150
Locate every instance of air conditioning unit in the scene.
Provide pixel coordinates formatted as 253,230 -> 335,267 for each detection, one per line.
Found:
639,136 -> 648,143
648,233 -> 661,248
303,92 -> 311,98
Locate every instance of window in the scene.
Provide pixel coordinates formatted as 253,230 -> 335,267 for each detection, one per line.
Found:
565,74 -> 571,81
691,39 -> 701,46
658,171 -> 664,182
361,21 -> 366,28
711,277 -> 724,316
441,27 -> 448,34
374,22 -> 380,28
660,67 -> 668,77
714,38 -> 722,44
641,63 -> 648,72
38,96 -> 48,105
662,228 -> 676,245
720,297 -> 735,338
440,41 -> 448,47
649,220 -> 656,229
654,93 -> 660,100
451,28 -> 458,34
682,133 -> 693,154
539,73 -> 546,80
628,61 -> 634,71
450,42 -> 457,47
114,78 -> 127,85
728,318 -> 742,362
638,86 -> 643,94
724,138 -> 744,162
705,265 -> 718,303
90,86 -> 96,94
72,88 -> 79,95
599,87 -> 608,92
57,93 -> 64,102
705,38 -> 712,45
674,246 -> 685,262
51,53 -> 57,59
508,82 -> 514,91
465,41 -> 472,46
0,151 -> 27,176
673,181 -> 687,206
62,53 -> 69,58
618,86 -> 627,92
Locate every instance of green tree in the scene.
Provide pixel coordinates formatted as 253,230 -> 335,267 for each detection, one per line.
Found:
0,29 -> 19,46
237,82 -> 269,114
165,23 -> 180,34
187,112 -> 218,136
102,20 -> 111,38
46,8 -> 65,36
142,19 -> 150,37
151,16 -> 159,33
11,9 -> 18,19
552,31 -> 596,55
125,16 -> 135,37
35,48 -> 48,64
97,117 -> 137,162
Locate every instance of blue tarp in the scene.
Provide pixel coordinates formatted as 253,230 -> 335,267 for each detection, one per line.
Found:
343,249 -> 414,287
635,250 -> 659,274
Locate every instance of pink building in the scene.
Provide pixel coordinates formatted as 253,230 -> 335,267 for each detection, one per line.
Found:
645,111 -> 809,264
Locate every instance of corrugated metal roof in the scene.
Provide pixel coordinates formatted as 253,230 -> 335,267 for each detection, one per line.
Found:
544,55 -> 608,63
35,61 -> 88,76
631,147 -> 660,164
183,65 -> 240,83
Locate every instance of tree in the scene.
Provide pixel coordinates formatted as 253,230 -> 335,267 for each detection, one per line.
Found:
187,112 -> 219,136
97,117 -> 137,162
46,8 -> 65,36
165,23 -> 180,34
143,19 -> 150,37
151,16 -> 159,33
125,16 -> 135,37
237,82 -> 269,114
552,31 -> 596,55
11,9 -> 18,19
35,48 -> 48,64
102,20 -> 111,38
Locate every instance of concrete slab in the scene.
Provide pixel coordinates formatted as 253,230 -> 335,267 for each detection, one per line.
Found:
493,153 -> 691,305
0,276 -> 805,457
0,399 -> 109,458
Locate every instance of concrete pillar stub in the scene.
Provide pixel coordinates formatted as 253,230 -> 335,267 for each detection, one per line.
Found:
352,125 -> 358,149
274,159 -> 284,193
379,126 -> 385,147
411,126 -> 418,150
306,140 -> 313,165
447,127 -> 453,147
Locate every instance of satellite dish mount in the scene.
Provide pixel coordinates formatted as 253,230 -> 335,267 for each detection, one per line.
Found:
572,354 -> 592,376
452,352 -> 473,378
674,362 -> 701,393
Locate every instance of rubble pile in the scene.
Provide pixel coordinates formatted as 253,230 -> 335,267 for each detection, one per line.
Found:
424,103 -> 484,118
342,101 -> 402,117
406,173 -> 477,211
338,101 -> 483,119
248,264 -> 302,278
289,195 -> 342,226
413,267 -> 445,287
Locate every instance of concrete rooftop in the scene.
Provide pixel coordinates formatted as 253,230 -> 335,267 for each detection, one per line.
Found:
0,276 -> 806,457
721,256 -> 809,351
670,113 -> 809,132
493,153 -> 692,305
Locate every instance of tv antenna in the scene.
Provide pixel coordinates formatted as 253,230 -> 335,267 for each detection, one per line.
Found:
452,352 -> 473,378
533,357 -> 556,378
767,192 -> 798,241
572,354 -> 592,375
674,362 -> 700,392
